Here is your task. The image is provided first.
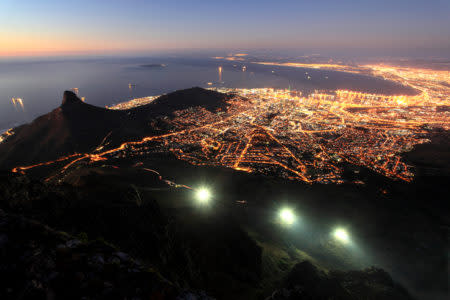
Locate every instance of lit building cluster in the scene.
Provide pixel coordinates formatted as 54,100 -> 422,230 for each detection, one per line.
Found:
11,63 -> 450,185
213,53 -> 248,62
254,61 -> 450,108
106,95 -> 159,110
364,64 -> 450,106
255,62 -> 366,74
152,87 -> 439,183
0,129 -> 14,144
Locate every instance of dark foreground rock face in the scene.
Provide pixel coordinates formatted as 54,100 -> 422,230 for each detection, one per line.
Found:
0,172 -> 261,299
330,267 -> 414,300
267,261 -> 414,300
0,209 -> 181,300
0,171 -> 416,300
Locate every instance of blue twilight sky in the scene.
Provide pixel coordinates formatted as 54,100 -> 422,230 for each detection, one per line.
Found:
0,0 -> 449,57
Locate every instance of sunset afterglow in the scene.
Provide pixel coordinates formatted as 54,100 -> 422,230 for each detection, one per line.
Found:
1,0 -> 449,57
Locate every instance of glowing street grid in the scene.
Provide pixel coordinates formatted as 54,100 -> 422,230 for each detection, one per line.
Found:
105,83 -> 448,184
137,87 -> 443,183
155,63 -> 449,183
10,64 -> 450,184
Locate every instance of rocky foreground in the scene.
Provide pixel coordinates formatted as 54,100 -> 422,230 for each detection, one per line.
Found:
0,171 -> 415,300
1,207 -> 171,299
3,88 -> 442,299
0,208 -> 413,300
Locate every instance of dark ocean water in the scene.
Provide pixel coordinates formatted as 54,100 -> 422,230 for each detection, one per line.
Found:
0,56 -> 412,130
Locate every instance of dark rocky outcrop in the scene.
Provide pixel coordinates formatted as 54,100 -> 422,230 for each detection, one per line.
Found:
0,171 -> 261,299
0,169 -> 419,300
0,209 -> 179,300
0,88 -> 232,170
135,87 -> 231,114
266,261 -> 413,300
61,91 -> 84,107
0,93 -> 127,169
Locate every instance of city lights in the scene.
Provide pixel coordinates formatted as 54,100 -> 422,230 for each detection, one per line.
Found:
0,129 -> 14,144
11,63 -> 450,187
107,95 -> 159,110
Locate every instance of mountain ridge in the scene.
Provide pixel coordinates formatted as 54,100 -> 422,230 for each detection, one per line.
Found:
0,87 -> 231,169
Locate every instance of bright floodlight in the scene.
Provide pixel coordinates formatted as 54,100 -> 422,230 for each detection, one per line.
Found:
195,187 -> 211,204
333,228 -> 349,243
279,208 -> 296,225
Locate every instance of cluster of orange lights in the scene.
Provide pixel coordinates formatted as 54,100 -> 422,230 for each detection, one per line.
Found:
0,129 -> 14,144
9,63 -> 449,185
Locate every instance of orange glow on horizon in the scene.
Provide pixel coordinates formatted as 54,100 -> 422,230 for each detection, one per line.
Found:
0,32 -> 174,57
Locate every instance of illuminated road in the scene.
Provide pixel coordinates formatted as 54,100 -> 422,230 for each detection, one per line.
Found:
10,63 -> 450,184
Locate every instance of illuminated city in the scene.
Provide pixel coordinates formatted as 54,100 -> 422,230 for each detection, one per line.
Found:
255,62 -> 450,106
1,1 -> 449,299
0,128 -> 14,144
106,95 -> 159,110
9,63 -> 450,185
